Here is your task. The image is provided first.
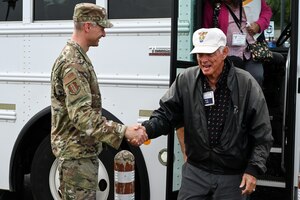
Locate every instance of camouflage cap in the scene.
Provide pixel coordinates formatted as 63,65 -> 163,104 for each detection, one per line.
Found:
73,3 -> 113,28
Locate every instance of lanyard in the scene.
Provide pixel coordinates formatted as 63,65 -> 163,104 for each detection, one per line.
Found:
225,2 -> 250,47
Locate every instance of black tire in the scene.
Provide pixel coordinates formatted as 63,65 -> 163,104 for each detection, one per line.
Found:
31,135 -> 114,200
30,135 -> 56,200
30,110 -> 150,200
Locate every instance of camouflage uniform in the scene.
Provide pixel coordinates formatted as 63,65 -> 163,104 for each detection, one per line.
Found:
58,157 -> 98,200
50,3 -> 120,200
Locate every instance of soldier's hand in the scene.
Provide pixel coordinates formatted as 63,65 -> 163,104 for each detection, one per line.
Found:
125,125 -> 148,146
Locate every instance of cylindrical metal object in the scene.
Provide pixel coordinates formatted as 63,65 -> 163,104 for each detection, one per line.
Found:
114,150 -> 135,200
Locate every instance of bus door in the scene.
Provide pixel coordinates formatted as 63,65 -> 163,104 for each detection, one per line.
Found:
166,0 -> 298,199
166,0 -> 202,199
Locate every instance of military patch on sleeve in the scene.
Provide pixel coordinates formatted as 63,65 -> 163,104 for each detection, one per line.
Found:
63,72 -> 77,85
67,80 -> 81,95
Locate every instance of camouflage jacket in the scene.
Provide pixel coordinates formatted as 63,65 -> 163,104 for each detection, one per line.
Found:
51,40 -> 126,160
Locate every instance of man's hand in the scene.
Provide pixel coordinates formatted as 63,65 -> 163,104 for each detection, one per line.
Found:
125,125 -> 148,146
240,173 -> 257,195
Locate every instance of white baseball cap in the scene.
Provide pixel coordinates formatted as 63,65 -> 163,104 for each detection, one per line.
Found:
190,28 -> 227,54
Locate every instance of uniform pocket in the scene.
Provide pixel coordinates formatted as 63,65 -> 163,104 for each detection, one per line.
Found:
61,157 -> 99,190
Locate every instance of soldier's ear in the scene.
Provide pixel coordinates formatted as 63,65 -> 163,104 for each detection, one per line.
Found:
83,22 -> 91,32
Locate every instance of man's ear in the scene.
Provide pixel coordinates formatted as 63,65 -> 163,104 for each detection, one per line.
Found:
83,22 -> 90,32
222,46 -> 229,59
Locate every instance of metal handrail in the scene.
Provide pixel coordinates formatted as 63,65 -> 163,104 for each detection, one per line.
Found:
281,49 -> 290,173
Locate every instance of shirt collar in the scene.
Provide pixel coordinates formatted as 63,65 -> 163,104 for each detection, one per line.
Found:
200,62 -> 230,89
67,40 -> 92,65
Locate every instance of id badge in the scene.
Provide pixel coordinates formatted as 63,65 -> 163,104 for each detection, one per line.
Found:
232,33 -> 246,46
203,91 -> 215,106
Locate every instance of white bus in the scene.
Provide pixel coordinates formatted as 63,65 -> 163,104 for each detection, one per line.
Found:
0,0 -> 172,199
1,0 -> 299,200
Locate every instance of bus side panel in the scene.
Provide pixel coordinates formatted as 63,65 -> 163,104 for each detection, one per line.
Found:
0,24 -> 171,200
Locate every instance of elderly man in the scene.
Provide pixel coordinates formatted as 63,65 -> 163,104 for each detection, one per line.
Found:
142,28 -> 273,200
50,3 -> 147,199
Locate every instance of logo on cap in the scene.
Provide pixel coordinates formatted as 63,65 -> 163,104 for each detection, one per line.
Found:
198,32 -> 208,43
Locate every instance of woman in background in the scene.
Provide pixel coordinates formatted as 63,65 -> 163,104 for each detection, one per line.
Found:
203,0 -> 272,86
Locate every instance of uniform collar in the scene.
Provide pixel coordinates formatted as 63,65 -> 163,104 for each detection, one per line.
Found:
67,40 -> 92,65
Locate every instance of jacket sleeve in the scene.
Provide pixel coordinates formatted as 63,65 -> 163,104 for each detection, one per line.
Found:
62,65 -> 126,149
142,75 -> 184,139
244,79 -> 273,176
256,0 -> 272,32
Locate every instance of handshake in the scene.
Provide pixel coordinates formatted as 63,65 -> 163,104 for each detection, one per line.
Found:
124,125 -> 148,146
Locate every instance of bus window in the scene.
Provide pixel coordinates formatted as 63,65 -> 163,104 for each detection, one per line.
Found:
108,0 -> 171,19
0,0 -> 22,21
266,0 -> 290,33
34,0 -> 95,21
266,0 -> 291,47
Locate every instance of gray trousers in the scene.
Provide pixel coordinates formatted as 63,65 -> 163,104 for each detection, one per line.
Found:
177,162 -> 248,200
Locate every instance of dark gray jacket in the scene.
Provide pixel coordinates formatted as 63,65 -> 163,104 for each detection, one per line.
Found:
142,59 -> 273,177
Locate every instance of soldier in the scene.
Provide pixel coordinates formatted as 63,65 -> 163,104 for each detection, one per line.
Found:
50,3 -> 148,200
